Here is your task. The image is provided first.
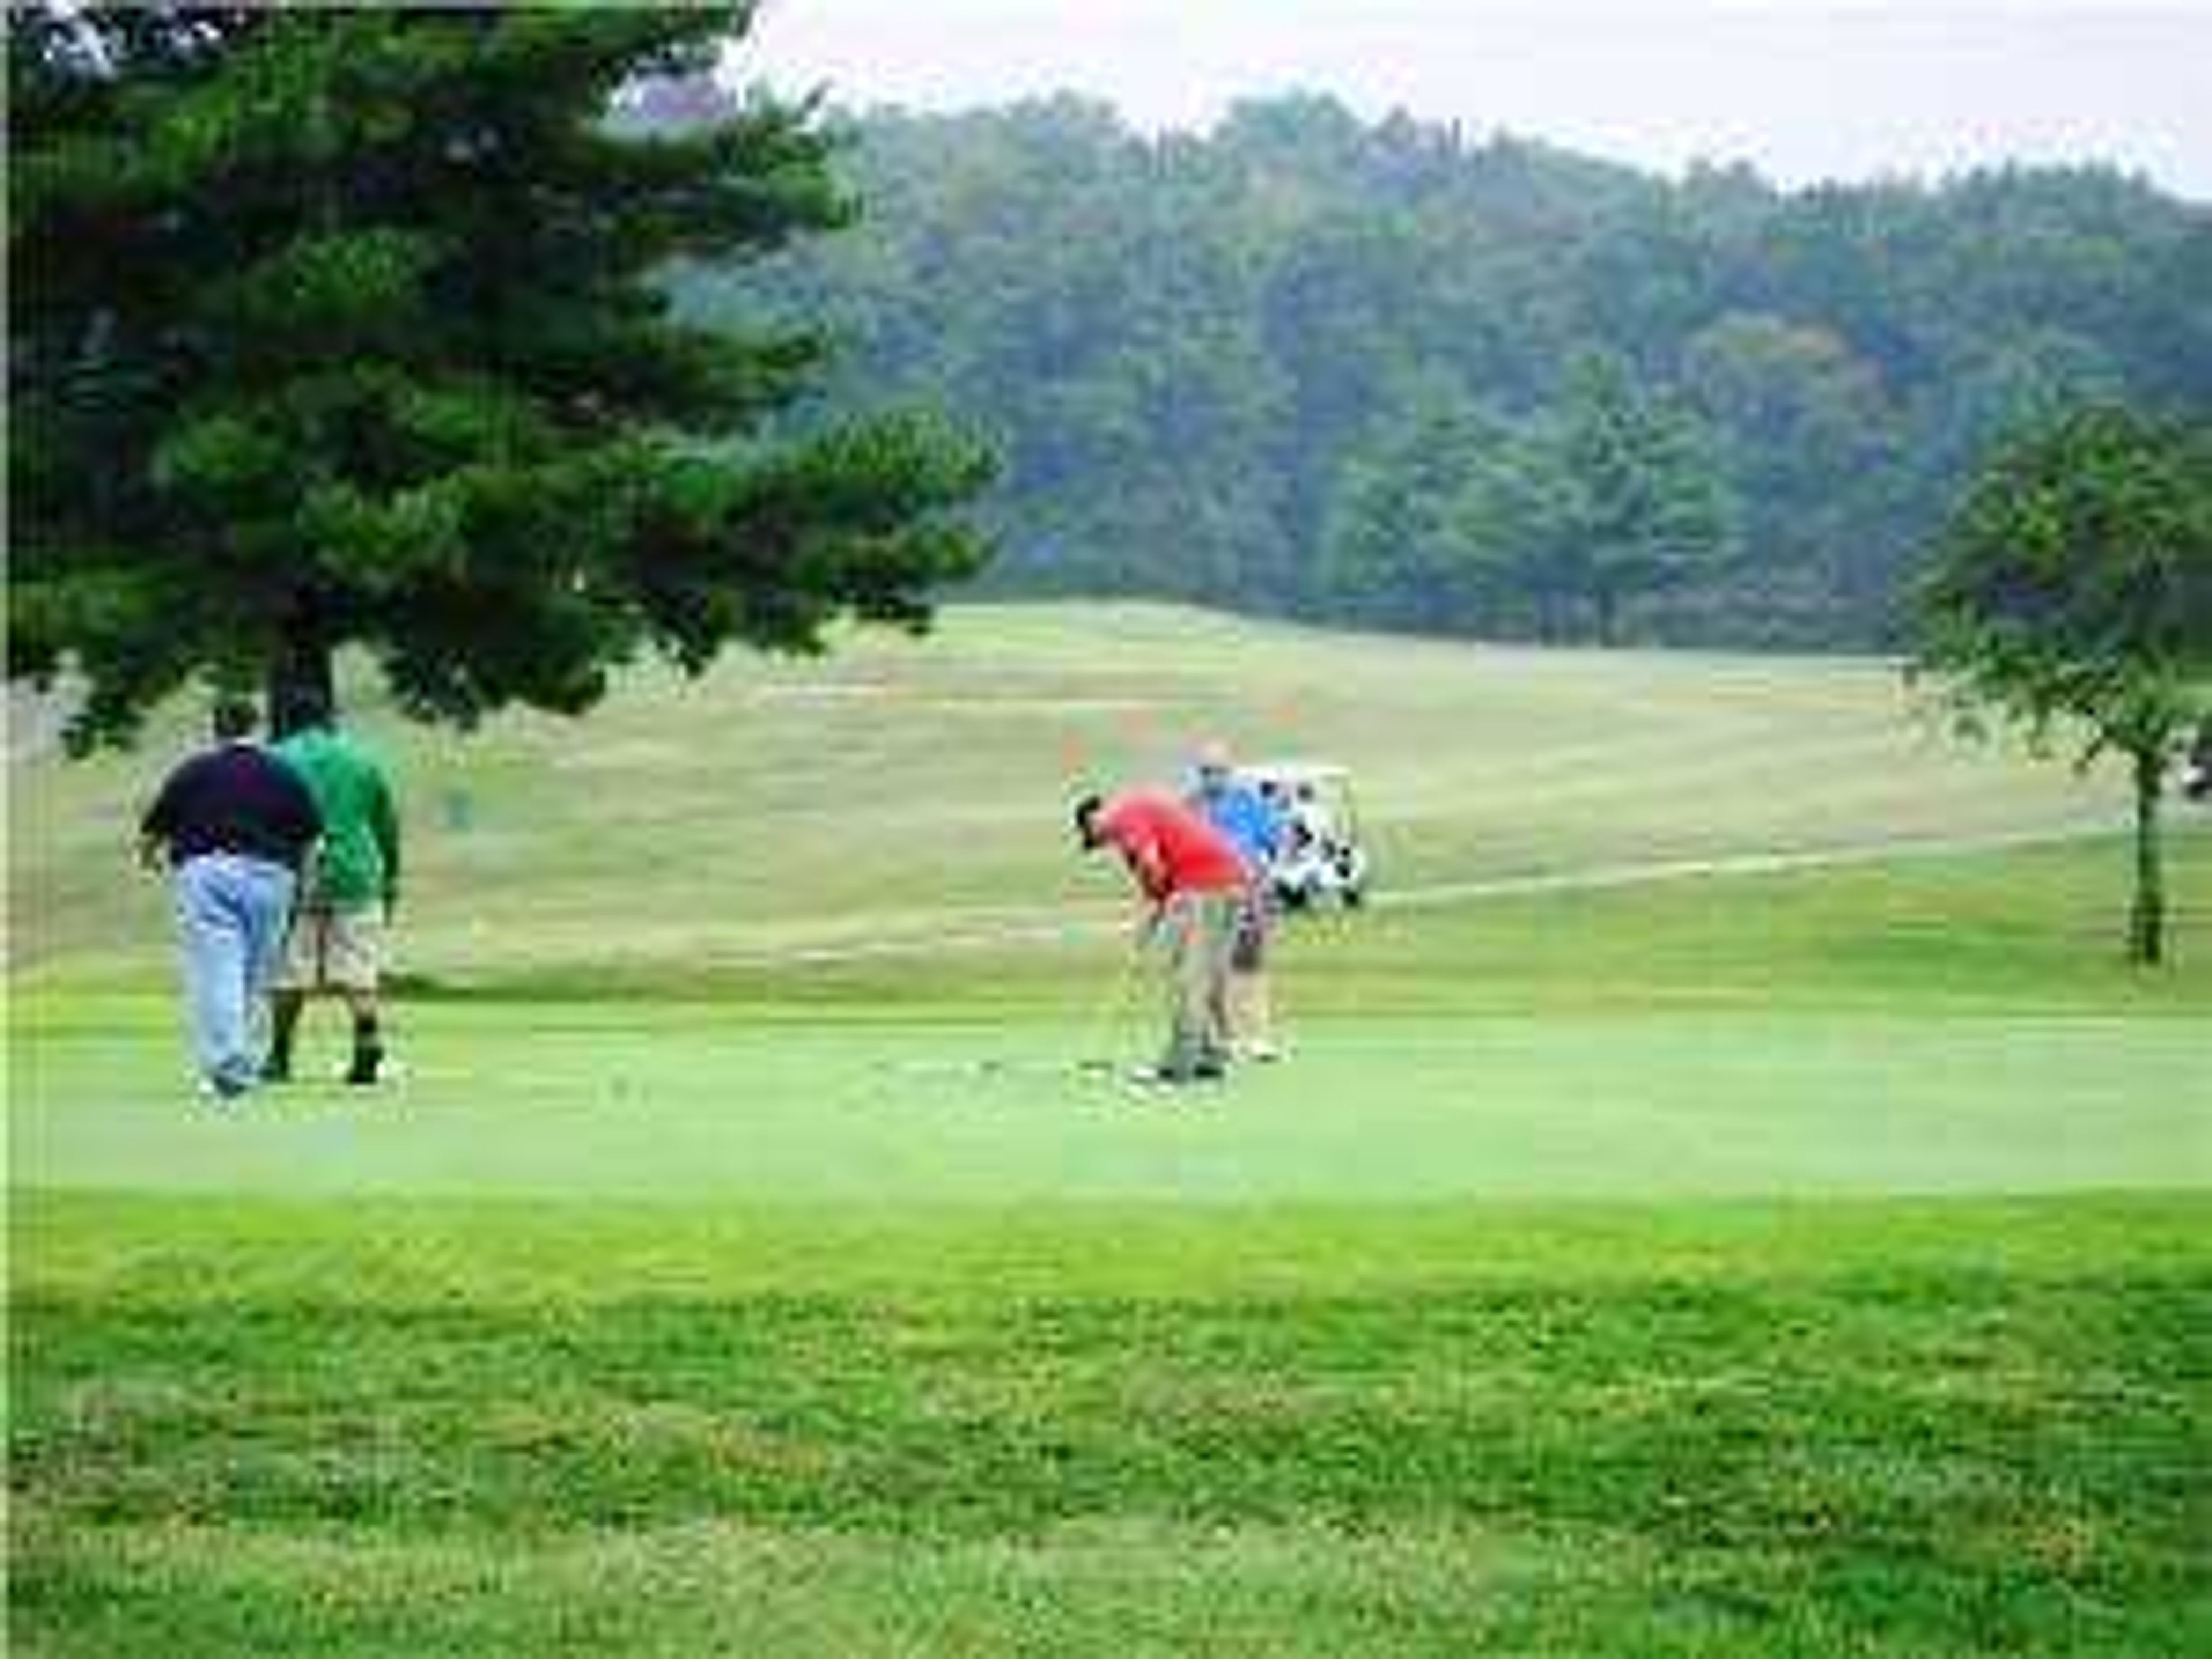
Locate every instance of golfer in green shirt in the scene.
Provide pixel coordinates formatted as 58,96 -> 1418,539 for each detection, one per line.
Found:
268,688 -> 401,1085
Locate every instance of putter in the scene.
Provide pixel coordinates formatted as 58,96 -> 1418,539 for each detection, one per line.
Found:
1073,944 -> 1146,1075
871,947 -> 1147,1085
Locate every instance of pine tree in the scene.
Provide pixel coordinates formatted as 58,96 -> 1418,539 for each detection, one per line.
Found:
9,5 -> 991,749
1552,353 -> 1736,645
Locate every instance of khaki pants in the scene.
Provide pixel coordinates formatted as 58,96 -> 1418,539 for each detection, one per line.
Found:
1160,890 -> 1237,1078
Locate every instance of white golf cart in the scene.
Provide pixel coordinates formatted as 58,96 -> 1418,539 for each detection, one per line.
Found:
1240,760 -> 1372,910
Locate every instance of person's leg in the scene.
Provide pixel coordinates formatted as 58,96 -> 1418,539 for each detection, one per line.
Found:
342,986 -> 384,1084
1225,889 -> 1279,1059
265,897 -> 320,1080
1196,893 -> 1237,1072
175,858 -> 253,1096
1224,895 -> 1255,1055
266,902 -> 320,1081
329,907 -> 388,1084
1157,895 -> 1207,1081
1226,970 -> 1268,1056
1241,968 -> 1278,1059
266,990 -> 306,1081
236,863 -> 296,1081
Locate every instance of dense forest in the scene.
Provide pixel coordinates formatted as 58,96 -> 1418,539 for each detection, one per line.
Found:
671,91 -> 2210,649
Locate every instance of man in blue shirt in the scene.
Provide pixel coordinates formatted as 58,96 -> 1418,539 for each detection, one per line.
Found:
1187,741 -> 1287,1062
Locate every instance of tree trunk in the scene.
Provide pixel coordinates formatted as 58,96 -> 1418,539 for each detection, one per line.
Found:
1593,585 -> 1620,647
266,604 -> 336,739
1535,586 -> 1571,644
2128,747 -> 2165,965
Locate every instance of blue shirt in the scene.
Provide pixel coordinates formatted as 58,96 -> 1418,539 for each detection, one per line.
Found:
1190,780 -> 1283,874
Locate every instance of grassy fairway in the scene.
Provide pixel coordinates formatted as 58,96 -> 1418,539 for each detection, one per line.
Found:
13,843 -> 2209,1656
14,837 -> 2210,1206
10,600 -> 2132,980
13,1192 -> 2206,1657
10,605 -> 2210,1654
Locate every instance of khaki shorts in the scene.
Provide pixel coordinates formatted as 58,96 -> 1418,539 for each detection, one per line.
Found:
275,904 -> 386,992
1229,885 -> 1275,974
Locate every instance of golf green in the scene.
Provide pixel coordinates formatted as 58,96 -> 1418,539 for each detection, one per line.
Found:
10,606 -> 2208,1657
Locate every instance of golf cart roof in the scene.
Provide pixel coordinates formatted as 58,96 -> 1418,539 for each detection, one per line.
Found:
1237,761 -> 1351,785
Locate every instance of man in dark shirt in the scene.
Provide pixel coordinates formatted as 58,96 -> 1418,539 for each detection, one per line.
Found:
139,696 -> 323,1100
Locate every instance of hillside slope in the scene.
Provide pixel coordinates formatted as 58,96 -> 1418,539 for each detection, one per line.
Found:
9,603 -> 2138,982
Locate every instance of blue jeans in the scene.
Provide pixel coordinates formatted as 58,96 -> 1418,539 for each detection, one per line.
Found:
173,854 -> 296,1094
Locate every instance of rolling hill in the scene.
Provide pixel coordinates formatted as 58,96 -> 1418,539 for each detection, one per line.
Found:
9,601 -> 2147,986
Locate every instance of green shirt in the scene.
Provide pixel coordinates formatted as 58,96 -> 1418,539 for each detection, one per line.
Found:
274,727 -> 400,908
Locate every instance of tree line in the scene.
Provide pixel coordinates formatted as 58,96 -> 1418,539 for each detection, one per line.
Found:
677,92 -> 2209,649
13,16 -> 2205,752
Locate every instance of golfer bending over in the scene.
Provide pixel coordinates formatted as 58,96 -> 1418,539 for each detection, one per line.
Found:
1074,790 -> 1246,1086
138,697 -> 323,1101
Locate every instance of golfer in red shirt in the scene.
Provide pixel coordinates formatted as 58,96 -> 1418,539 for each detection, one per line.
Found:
1074,790 -> 1247,1084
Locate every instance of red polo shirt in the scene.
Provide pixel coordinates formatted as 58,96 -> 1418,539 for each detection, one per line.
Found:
1094,791 -> 1248,901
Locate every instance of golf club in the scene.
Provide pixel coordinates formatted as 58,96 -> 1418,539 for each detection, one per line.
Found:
1073,940 -> 1147,1075
869,941 -> 1149,1084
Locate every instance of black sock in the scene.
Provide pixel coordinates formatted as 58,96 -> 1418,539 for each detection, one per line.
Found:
266,1009 -> 297,1077
349,1014 -> 384,1077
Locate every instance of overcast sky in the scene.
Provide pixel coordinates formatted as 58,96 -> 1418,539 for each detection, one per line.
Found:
737,1 -> 2212,200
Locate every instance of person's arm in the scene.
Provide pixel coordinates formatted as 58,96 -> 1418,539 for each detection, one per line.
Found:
1093,801 -> 1168,936
370,770 -> 401,910
1122,832 -> 1168,900
1251,791 -> 1285,864
138,771 -> 180,870
1129,878 -> 1167,946
282,768 -> 325,875
1098,815 -> 1162,931
1127,838 -> 1173,943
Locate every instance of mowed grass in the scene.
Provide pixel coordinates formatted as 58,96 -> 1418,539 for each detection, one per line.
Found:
13,838 -> 2212,1654
10,604 -> 2210,1654
13,836 -> 2210,1205
12,1191 -> 2207,1658
9,600 -> 2133,980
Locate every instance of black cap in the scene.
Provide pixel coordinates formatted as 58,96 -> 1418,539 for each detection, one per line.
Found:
1072,793 -> 1104,851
